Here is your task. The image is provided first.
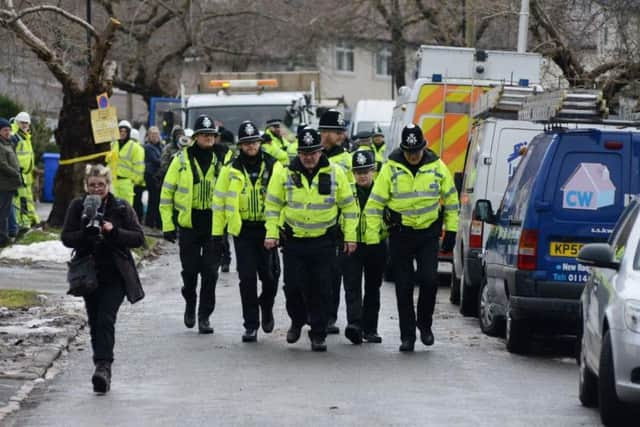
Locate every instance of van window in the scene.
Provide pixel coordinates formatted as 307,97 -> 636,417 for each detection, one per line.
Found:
463,125 -> 482,193
499,134 -> 553,221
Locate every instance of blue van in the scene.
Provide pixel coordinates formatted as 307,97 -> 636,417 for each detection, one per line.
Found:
474,128 -> 640,353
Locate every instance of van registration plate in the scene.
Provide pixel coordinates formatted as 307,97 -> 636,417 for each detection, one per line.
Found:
549,242 -> 584,257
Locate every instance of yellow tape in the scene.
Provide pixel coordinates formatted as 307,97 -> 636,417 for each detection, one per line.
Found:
58,151 -> 111,166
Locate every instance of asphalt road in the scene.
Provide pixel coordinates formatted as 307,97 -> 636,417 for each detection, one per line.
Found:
6,243 -> 601,426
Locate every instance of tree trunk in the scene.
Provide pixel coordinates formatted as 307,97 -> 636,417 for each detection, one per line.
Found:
48,89 -> 109,226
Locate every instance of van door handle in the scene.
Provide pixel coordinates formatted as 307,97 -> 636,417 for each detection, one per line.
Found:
465,187 -> 474,193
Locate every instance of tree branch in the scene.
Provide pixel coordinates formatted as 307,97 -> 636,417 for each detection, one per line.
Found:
87,17 -> 121,92
2,4 -> 98,39
371,0 -> 392,27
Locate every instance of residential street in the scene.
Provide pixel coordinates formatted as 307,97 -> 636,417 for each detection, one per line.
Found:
5,243 -> 601,426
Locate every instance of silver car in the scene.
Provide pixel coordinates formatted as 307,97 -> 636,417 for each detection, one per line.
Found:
577,198 -> 640,426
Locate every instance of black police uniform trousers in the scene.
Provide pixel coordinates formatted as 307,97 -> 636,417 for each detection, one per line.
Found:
179,210 -> 220,320
389,226 -> 440,342
283,233 -> 335,340
328,240 -> 345,325
84,270 -> 126,364
342,242 -> 386,333
233,224 -> 279,330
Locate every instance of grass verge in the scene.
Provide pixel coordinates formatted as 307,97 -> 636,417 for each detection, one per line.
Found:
0,289 -> 42,309
15,228 -> 61,245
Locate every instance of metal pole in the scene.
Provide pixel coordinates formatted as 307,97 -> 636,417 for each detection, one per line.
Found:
465,0 -> 475,47
86,0 -> 92,65
517,0 -> 530,53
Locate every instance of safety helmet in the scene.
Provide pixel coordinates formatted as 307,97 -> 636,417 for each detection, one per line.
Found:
15,112 -> 31,124
400,124 -> 426,152
118,120 -> 132,130
193,115 -> 218,135
130,128 -> 140,142
297,127 -> 322,153
238,120 -> 262,143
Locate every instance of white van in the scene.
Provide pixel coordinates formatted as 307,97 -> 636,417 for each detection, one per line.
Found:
451,118 -> 544,315
349,100 -> 395,139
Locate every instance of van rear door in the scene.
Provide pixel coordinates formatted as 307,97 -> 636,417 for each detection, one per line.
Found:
537,130 -> 632,285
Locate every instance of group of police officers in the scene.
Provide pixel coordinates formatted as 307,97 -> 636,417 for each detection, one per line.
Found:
129,109 -> 459,352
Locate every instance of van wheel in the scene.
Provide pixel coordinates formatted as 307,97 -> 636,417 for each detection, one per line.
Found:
599,330 -> 627,425
450,271 -> 460,305
505,302 -> 529,354
460,266 -> 478,317
579,329 -> 598,408
478,277 -> 503,337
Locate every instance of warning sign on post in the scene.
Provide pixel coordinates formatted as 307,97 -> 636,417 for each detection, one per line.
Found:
90,106 -> 119,144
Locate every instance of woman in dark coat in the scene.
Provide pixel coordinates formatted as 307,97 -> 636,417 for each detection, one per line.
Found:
61,164 -> 145,393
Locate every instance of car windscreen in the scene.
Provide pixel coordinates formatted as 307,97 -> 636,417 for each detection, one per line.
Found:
187,105 -> 297,140
355,121 -> 390,138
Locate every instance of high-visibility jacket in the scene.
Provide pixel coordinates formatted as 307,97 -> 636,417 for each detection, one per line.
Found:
371,142 -> 386,172
160,145 -> 233,233
364,148 -> 459,245
325,145 -> 352,172
10,124 -> 34,185
213,153 -> 282,236
110,139 -> 145,204
264,155 -> 359,241
265,128 -> 288,152
261,141 -> 289,165
286,139 -> 298,162
342,182 -> 388,244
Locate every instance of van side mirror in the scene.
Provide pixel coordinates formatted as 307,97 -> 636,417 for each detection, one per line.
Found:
577,243 -> 620,270
474,199 -> 496,224
454,172 -> 463,194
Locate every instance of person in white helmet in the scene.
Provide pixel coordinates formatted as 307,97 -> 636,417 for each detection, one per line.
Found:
11,111 -> 40,230
108,120 -> 145,206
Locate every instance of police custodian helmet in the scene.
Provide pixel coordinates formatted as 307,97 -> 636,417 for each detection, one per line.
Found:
193,115 -> 219,135
318,109 -> 346,131
351,149 -> 375,171
400,124 -> 426,152
297,127 -> 322,152
237,120 -> 262,143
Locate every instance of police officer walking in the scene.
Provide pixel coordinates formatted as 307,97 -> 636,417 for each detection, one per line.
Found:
160,115 -> 233,334
110,120 -> 145,206
264,127 -> 358,351
365,124 -> 458,352
318,109 -> 352,335
342,150 -> 387,344
213,120 -> 282,342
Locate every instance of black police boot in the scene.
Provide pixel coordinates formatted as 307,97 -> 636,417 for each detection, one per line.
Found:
92,361 -> 111,393
399,339 -> 415,352
181,286 -> 196,329
345,324 -> 363,345
261,306 -> 274,334
242,329 -> 258,343
326,321 -> 340,335
198,318 -> 214,334
419,327 -> 434,346
310,337 -> 327,352
363,331 -> 383,344
286,325 -> 302,343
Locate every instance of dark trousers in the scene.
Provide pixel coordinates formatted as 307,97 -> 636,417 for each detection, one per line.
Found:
234,229 -> 279,330
0,191 -> 13,245
343,242 -> 386,333
221,230 -> 231,266
84,274 -> 126,363
179,226 -> 220,319
328,243 -> 344,325
144,179 -> 161,229
283,235 -> 335,340
390,229 -> 440,341
133,185 -> 144,221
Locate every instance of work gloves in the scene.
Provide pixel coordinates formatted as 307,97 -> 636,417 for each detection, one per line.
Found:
441,231 -> 457,253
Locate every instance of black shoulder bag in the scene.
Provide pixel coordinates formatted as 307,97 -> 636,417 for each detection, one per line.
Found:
67,250 -> 98,297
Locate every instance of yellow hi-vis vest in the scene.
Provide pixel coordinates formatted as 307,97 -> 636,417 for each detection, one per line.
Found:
343,182 -> 388,244
364,150 -> 459,245
111,139 -> 145,185
264,157 -> 359,241
261,141 -> 289,165
265,128 -> 288,152
159,146 -> 232,233
212,153 -> 282,236
11,124 -> 34,185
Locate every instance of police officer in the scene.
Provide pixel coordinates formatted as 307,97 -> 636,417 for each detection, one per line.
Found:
342,150 -> 387,344
371,124 -> 386,172
264,118 -> 288,152
318,109 -> 352,335
213,121 -> 282,342
11,112 -> 40,230
264,127 -> 358,351
365,124 -> 458,352
110,120 -> 145,205
160,115 -> 233,334
261,132 -> 289,165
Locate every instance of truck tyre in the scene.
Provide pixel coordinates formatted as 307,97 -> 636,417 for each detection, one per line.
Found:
450,271 -> 460,305
459,266 -> 478,317
579,329 -> 598,408
599,330 -> 626,425
478,277 -> 503,337
505,301 -> 529,354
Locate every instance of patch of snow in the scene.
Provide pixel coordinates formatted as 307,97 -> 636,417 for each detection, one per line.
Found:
0,241 -> 72,263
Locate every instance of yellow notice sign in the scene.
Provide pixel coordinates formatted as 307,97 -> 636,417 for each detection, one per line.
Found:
90,106 -> 119,144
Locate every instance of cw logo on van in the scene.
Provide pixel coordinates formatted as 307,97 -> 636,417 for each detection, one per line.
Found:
561,163 -> 615,210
